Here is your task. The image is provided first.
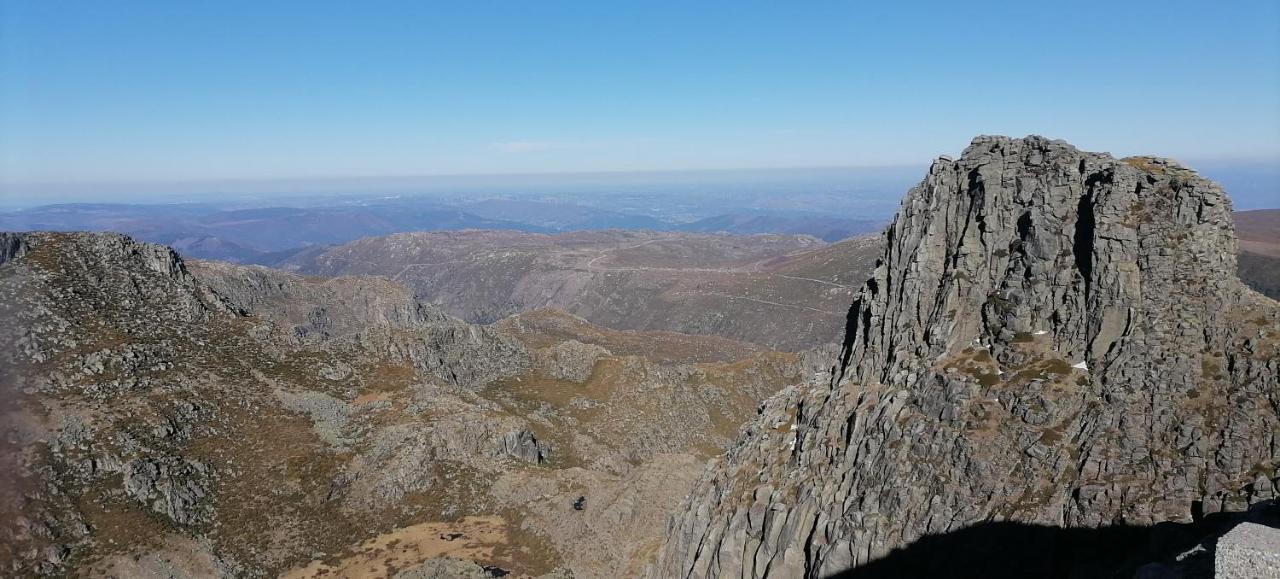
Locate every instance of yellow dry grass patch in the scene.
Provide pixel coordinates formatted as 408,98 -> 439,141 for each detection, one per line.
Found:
281,516 -> 511,579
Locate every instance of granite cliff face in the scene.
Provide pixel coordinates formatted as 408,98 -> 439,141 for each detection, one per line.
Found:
653,136 -> 1280,577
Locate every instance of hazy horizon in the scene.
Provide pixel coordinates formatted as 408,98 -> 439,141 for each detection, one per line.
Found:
2,155 -> 1276,212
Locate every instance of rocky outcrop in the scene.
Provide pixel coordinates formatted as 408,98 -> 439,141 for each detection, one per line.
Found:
122,457 -> 211,525
193,260 -> 530,388
0,228 -> 814,578
653,136 -> 1280,577
1216,522 -> 1280,578
279,230 -> 875,351
3,232 -> 234,323
0,232 -> 28,266
540,339 -> 610,383
498,429 -> 552,464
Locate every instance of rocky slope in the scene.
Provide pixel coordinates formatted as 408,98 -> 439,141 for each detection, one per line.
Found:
1235,208 -> 1280,299
652,136 -> 1280,577
0,232 -> 809,577
280,230 -> 880,351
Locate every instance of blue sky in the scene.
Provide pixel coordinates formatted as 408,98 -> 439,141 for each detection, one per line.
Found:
2,0 -> 1278,190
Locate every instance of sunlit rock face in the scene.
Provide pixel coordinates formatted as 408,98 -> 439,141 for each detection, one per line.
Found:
653,135 -> 1280,578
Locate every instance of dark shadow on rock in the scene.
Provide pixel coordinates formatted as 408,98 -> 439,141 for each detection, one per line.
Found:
831,501 -> 1279,579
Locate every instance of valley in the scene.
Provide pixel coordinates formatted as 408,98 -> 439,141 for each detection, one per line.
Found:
4,0 -> 1278,574
0,232 -> 825,577
279,230 -> 881,351
1,137 -> 1277,578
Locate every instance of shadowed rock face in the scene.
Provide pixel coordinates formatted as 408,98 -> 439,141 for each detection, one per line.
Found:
652,136 -> 1280,578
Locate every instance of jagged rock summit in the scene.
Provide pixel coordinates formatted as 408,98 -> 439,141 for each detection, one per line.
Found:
653,136 -> 1280,577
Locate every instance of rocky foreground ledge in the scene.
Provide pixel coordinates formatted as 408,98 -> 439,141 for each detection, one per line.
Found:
652,136 -> 1280,578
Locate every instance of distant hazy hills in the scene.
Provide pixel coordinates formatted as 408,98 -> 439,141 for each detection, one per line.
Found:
0,200 -> 540,260
459,199 -> 673,231
1,193 -> 1271,307
278,230 -> 882,351
1235,208 -> 1280,299
0,197 -> 884,264
674,213 -> 878,241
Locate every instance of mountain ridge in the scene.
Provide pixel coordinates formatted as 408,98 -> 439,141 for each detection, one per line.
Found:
1,135 -> 1276,577
652,135 -> 1280,577
0,231 -> 812,577
280,230 -> 880,351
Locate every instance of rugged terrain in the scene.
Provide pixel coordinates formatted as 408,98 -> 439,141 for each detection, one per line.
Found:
1,136 -> 1275,578
653,136 -> 1280,577
0,232 -> 815,577
281,230 -> 881,351
1235,208 -> 1280,299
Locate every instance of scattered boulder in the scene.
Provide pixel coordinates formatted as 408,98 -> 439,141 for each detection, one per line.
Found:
542,340 -> 610,383
1216,523 -> 1280,578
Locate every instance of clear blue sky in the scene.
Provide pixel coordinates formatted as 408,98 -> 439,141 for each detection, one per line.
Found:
2,0 -> 1278,190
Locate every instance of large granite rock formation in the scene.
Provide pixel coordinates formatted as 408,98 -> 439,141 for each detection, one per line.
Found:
653,136 -> 1280,577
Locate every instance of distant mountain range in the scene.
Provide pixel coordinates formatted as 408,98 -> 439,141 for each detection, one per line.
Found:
0,197 -> 884,263
2,137 -> 1276,578
277,230 -> 882,351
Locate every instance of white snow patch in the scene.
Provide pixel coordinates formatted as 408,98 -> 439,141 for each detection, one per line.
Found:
1071,361 -> 1089,370
789,423 -> 798,431
1033,330 -> 1048,335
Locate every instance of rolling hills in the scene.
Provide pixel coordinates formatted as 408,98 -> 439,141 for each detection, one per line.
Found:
279,230 -> 882,351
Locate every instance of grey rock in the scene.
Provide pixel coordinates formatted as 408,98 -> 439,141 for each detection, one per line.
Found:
274,388 -> 353,449
541,339 -> 609,383
1216,523 -> 1280,579
192,261 -> 530,388
653,136 -> 1280,578
0,232 -> 29,266
122,458 -> 210,525
498,429 -> 552,464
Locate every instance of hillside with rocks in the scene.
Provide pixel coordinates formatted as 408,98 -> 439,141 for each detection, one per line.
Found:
0,232 -> 813,577
653,136 -> 1280,578
1235,208 -> 1280,299
2,136 -> 1276,579
280,230 -> 881,351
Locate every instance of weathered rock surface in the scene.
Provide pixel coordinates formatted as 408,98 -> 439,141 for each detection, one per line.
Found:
193,261 -> 530,388
280,230 -> 879,351
1215,522 -> 1280,578
653,136 -> 1280,577
540,339 -> 611,383
0,230 -> 805,578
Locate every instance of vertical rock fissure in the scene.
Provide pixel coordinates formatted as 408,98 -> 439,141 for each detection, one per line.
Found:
1072,192 -> 1096,298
